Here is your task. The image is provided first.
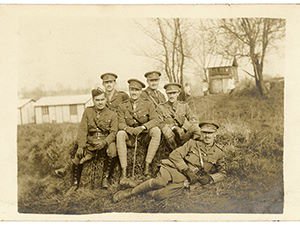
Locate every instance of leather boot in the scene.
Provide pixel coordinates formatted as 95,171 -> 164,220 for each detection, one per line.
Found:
131,178 -> 154,195
71,163 -> 83,189
102,157 -> 112,189
108,157 -> 119,179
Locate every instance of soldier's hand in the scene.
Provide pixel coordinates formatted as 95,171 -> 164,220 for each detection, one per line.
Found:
182,168 -> 198,185
198,174 -> 214,185
172,126 -> 185,138
95,140 -> 107,150
125,127 -> 135,135
133,126 -> 146,136
76,147 -> 85,159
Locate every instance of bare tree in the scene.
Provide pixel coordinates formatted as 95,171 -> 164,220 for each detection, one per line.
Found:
216,18 -> 285,96
136,18 -> 192,86
155,18 -> 188,85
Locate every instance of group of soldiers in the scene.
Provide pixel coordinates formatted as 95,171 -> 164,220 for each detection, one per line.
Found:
55,71 -> 227,202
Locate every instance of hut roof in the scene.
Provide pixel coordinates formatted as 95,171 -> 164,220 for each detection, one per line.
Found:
206,55 -> 237,68
34,94 -> 91,107
18,98 -> 35,109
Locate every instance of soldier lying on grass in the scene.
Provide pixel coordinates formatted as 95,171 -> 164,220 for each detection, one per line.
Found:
113,121 -> 226,202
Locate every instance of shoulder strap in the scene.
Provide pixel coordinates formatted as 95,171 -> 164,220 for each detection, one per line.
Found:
145,89 -> 159,107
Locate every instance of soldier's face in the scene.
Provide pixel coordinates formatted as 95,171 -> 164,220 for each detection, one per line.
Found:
147,79 -> 160,90
103,80 -> 116,92
167,91 -> 180,103
93,93 -> 107,110
129,87 -> 142,100
202,132 -> 216,145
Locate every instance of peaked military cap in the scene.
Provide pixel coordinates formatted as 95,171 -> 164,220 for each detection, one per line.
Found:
91,88 -> 105,98
164,82 -> 182,93
128,79 -> 146,90
144,71 -> 161,80
199,121 -> 219,133
100,73 -> 118,81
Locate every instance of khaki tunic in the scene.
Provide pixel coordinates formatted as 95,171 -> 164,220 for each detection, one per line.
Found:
77,106 -> 118,150
118,98 -> 159,130
141,87 -> 166,107
157,101 -> 198,131
160,139 -> 226,183
106,90 -> 129,112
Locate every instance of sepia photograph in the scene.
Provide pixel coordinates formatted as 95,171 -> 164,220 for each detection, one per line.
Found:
15,7 -> 285,215
1,4 -> 297,220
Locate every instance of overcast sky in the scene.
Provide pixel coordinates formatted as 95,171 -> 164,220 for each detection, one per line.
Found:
16,10 -> 285,93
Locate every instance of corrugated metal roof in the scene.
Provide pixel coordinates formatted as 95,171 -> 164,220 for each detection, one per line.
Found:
206,55 -> 236,68
18,98 -> 34,109
35,94 -> 91,107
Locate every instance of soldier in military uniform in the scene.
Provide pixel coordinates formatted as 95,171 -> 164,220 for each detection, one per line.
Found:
100,72 -> 129,179
140,71 -> 166,107
54,73 -> 128,179
100,73 -> 129,112
113,121 -> 226,202
157,83 -> 200,150
116,79 -> 161,185
71,88 -> 118,189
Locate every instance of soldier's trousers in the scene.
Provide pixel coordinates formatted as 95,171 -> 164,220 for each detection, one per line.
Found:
130,165 -> 186,200
72,142 -> 117,165
116,127 -> 161,169
161,123 -> 201,147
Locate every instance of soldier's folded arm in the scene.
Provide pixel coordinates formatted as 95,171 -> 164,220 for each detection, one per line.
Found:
105,112 -> 118,145
168,140 -> 192,172
77,108 -> 88,149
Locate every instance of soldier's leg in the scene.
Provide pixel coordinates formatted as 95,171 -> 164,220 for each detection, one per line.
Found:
147,182 -> 185,201
55,142 -> 78,178
71,157 -> 83,189
113,167 -> 171,202
189,123 -> 202,141
107,142 -> 119,178
144,127 -> 161,176
161,124 -> 177,150
179,124 -> 201,144
116,130 -> 129,180
102,142 -> 117,188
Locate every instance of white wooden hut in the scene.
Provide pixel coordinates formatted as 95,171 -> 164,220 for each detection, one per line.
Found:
18,98 -> 36,125
34,95 -> 93,124
205,55 -> 239,94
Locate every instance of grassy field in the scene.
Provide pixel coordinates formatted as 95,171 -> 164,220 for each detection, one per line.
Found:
17,82 -> 284,214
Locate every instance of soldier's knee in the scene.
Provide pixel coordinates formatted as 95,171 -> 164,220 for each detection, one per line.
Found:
117,130 -> 127,141
190,124 -> 200,132
149,126 -> 161,138
107,142 -> 117,158
161,125 -> 174,138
